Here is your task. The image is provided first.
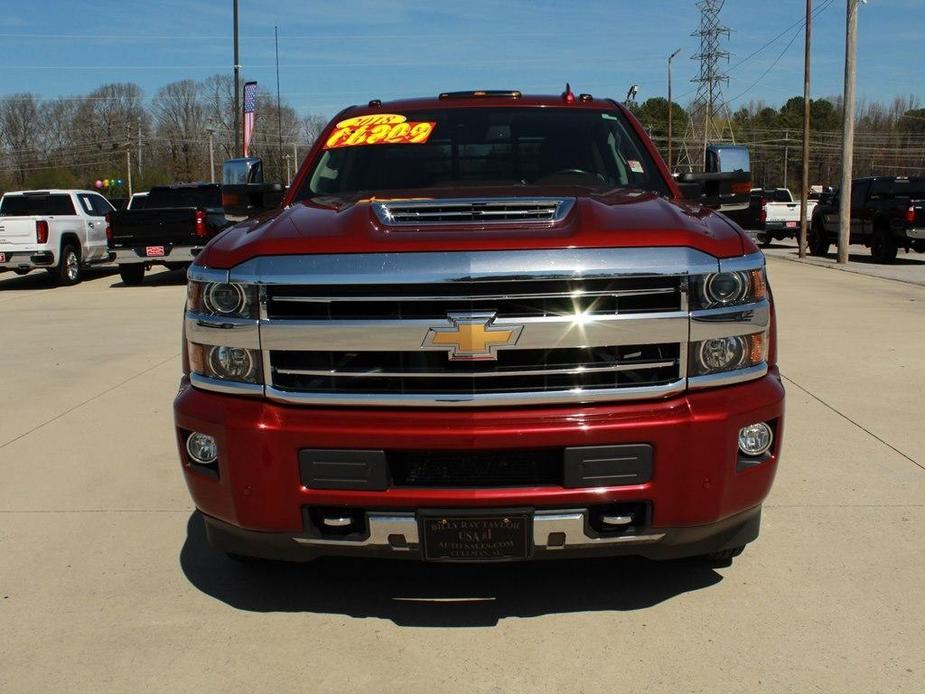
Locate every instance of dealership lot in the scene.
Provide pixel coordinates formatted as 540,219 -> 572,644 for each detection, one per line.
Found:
1,258 -> 923,693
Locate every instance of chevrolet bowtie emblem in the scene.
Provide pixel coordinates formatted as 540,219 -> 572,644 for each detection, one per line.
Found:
422,312 -> 523,361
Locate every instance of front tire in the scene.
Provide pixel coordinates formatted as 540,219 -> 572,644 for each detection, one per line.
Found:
50,244 -> 81,285
808,221 -> 830,257
118,264 -> 145,286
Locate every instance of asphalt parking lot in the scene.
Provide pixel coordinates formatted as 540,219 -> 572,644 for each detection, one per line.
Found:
1,257 -> 923,693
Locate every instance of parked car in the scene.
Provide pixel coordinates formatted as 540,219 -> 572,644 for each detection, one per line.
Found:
810,176 -> 925,262
723,187 -> 765,231
107,183 -> 229,285
175,89 -> 782,566
0,189 -> 114,285
758,188 -> 818,246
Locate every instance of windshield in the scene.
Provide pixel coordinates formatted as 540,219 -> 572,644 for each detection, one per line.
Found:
0,194 -> 76,216
300,107 -> 670,198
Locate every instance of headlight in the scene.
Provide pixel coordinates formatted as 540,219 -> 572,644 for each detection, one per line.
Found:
693,268 -> 766,308
188,343 -> 262,384
188,280 -> 258,318
690,333 -> 766,376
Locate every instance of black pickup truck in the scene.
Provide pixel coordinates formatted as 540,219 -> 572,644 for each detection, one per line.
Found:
809,176 -> 925,263
107,184 -> 230,285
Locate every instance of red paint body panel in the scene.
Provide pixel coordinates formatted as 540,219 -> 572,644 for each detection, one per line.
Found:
175,370 -> 784,534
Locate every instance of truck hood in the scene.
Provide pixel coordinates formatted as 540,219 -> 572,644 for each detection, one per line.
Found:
197,187 -> 747,268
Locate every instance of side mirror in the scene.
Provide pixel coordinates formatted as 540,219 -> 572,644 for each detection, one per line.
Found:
678,170 -> 752,212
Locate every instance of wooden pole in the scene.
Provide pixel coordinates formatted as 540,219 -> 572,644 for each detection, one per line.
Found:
838,0 -> 859,264
799,0 -> 813,258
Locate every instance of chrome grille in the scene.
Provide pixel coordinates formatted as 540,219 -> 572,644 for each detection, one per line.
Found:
371,197 -> 574,226
266,276 -> 682,320
270,343 -> 681,395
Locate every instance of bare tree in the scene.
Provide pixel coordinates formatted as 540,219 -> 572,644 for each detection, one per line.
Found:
152,80 -> 207,182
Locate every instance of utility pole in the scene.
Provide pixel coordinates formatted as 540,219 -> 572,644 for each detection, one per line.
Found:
126,148 -> 133,197
207,127 -> 216,183
137,117 -> 143,182
284,154 -> 292,186
838,0 -> 860,264
292,142 -> 298,178
799,0 -> 813,258
783,131 -> 789,190
667,48 -> 682,171
233,0 -> 241,158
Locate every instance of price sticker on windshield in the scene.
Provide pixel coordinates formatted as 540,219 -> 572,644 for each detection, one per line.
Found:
324,114 -> 436,149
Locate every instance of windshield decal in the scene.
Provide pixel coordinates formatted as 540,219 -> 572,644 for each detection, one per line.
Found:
324,114 -> 436,149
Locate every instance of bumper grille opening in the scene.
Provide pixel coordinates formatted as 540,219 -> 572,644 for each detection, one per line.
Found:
389,449 -> 563,487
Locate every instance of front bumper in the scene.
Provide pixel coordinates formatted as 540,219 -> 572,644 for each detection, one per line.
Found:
174,369 -> 785,560
112,246 -> 201,264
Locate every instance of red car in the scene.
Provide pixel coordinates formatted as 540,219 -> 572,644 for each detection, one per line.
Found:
174,90 -> 783,565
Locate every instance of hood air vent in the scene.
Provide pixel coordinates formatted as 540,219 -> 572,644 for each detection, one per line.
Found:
371,197 -> 575,226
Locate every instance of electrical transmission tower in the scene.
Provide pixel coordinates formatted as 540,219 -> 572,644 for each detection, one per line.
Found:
679,0 -> 736,172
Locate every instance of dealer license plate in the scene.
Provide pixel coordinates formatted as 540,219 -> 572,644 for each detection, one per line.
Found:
422,515 -> 529,561
786,221 -> 798,229
145,246 -> 165,257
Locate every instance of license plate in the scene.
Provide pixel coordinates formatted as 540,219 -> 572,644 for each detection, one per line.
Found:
786,221 -> 798,229
0,252 -> 6,263
422,515 -> 529,561
145,246 -> 165,257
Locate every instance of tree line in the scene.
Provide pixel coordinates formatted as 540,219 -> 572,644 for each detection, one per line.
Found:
631,94 -> 925,191
2,80 -> 924,196
0,75 -> 327,195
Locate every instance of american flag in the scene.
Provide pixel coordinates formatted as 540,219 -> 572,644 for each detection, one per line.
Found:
242,81 -> 258,157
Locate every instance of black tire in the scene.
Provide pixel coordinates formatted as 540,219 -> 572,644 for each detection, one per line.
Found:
118,264 -> 146,286
808,221 -> 830,257
755,231 -> 772,248
700,545 -> 745,565
871,226 -> 897,264
50,243 -> 82,286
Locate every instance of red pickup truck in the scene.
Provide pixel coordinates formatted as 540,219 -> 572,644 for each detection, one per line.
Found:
174,90 -> 783,565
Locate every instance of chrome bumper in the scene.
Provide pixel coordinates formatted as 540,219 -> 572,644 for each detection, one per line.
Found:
292,509 -> 665,552
113,246 -> 200,264
907,228 -> 925,240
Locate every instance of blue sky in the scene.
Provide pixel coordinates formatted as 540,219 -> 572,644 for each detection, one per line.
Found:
1,0 -> 922,116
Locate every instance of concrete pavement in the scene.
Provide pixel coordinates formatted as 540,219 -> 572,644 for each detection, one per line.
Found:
0,260 -> 922,693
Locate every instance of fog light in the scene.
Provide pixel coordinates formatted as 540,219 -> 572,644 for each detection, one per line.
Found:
738,422 -> 773,457
208,345 -> 255,380
186,432 -> 218,465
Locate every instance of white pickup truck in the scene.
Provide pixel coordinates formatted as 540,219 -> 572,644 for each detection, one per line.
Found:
758,188 -> 818,245
0,189 -> 115,285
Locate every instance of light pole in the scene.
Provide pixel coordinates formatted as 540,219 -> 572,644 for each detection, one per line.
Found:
233,0 -> 241,157
667,48 -> 682,172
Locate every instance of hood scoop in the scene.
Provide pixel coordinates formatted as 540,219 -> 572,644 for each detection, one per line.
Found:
371,197 -> 575,226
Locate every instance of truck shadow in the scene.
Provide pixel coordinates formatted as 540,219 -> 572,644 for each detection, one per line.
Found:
109,267 -> 188,288
180,513 -> 723,626
0,267 -> 118,290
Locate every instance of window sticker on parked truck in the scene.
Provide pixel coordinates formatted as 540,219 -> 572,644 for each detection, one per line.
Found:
324,114 -> 437,149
